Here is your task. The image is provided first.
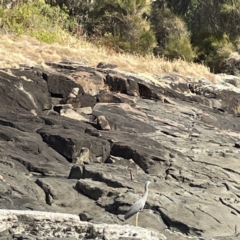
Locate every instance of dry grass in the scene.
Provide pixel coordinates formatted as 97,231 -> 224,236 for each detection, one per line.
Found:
0,33 -> 215,81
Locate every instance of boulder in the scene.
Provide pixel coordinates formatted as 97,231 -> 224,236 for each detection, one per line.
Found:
37,125 -> 111,163
64,92 -> 96,108
75,107 -> 93,115
75,178 -> 114,200
42,71 -> 84,98
105,74 -> 139,96
97,115 -> 111,130
96,91 -> 123,103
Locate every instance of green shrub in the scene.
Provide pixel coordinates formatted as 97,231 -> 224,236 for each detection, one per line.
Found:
101,27 -> 156,55
163,34 -> 194,61
0,0 -> 76,43
86,0 -> 156,55
194,32 -> 236,72
151,8 -> 193,61
210,37 -> 235,72
234,37 -> 240,53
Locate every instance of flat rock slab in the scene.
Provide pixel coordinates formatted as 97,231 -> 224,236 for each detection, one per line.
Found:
0,210 -> 165,240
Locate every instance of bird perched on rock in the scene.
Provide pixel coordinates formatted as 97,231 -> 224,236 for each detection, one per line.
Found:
124,181 -> 151,226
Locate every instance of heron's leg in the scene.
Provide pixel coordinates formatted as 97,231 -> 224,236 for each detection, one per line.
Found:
129,169 -> 134,181
136,212 -> 139,227
128,168 -> 139,182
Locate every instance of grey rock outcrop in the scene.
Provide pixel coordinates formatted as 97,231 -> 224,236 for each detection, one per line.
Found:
0,61 -> 239,240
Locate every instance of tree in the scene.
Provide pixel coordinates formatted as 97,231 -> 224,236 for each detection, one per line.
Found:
150,0 -> 240,69
151,1 -> 193,61
183,0 -> 240,70
85,0 -> 156,54
166,0 -> 192,16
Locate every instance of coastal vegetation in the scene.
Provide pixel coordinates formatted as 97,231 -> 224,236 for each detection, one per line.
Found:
1,0 -> 239,77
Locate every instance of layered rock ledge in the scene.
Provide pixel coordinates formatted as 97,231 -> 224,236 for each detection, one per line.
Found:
0,61 -> 239,240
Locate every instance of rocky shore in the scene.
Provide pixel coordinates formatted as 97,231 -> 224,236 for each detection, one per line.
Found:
0,61 -> 239,240
0,210 -> 165,239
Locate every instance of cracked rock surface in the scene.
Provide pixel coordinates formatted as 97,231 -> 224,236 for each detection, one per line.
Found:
0,61 -> 239,240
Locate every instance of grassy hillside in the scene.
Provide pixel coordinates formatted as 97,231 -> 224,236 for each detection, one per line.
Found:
0,0 -> 215,81
0,34 -> 215,80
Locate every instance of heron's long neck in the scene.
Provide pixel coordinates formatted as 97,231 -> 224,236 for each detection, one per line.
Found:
144,183 -> 149,197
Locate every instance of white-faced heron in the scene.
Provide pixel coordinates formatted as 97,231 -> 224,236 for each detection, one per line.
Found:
124,181 -> 151,226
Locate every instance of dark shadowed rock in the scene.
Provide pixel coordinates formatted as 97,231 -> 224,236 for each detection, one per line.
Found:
105,74 -> 139,96
96,91 -> 123,103
68,165 -> 83,179
0,111 -> 45,132
234,142 -> 240,148
0,125 -> 71,176
42,71 -> 84,98
63,92 -> 96,108
0,68 -> 51,114
37,125 -> 110,163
